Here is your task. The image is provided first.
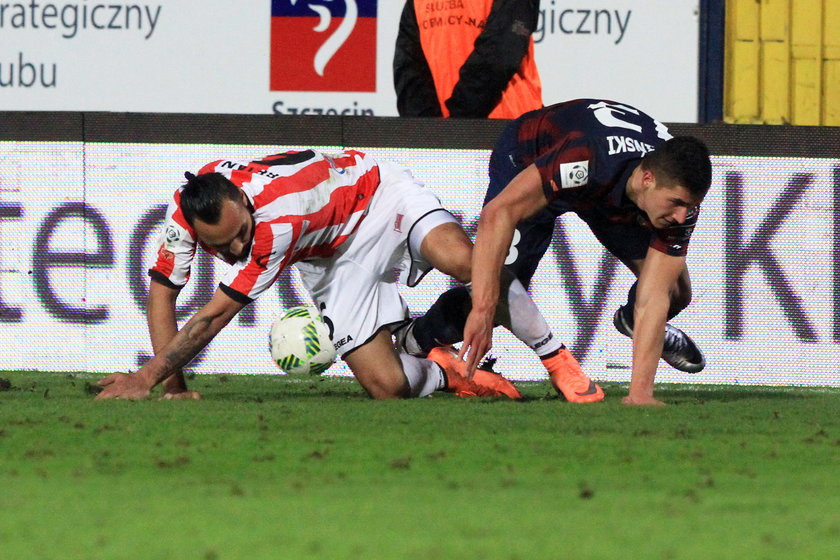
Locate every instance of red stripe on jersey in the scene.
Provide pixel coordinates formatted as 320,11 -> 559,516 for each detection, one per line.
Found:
251,159 -> 332,206
551,144 -> 592,167
286,166 -> 380,260
154,247 -> 176,279
225,221 -> 301,299
229,167 -> 267,187
293,232 -> 352,261
250,152 -> 368,207
225,224 -> 274,297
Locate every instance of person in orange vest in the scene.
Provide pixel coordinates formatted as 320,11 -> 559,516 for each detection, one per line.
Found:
394,0 -> 543,118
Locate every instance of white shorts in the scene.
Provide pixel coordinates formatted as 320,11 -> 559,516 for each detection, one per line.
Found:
295,162 -> 458,357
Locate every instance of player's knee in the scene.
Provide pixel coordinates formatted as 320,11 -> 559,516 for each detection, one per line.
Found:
361,374 -> 411,400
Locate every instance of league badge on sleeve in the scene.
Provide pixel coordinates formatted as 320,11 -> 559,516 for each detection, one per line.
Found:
559,161 -> 589,189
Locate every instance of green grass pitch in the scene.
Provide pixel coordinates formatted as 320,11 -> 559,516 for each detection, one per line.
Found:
1,371 -> 838,559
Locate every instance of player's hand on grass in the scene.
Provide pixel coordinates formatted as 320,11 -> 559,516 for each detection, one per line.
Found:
160,390 -> 202,401
95,371 -> 152,400
459,309 -> 494,377
160,371 -> 201,400
621,394 -> 665,407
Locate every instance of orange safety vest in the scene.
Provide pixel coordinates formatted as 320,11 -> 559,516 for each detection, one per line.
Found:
414,0 -> 542,118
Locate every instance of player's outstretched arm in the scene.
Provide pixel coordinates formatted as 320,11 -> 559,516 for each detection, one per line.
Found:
622,248 -> 687,406
96,288 -> 246,400
146,280 -> 201,399
461,164 -> 548,374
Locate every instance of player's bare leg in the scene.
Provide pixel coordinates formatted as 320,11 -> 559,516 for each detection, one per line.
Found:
417,221 -> 474,283
344,329 -> 412,399
345,328 -> 520,399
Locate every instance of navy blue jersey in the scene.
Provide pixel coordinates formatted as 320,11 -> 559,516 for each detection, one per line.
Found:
507,98 -> 698,256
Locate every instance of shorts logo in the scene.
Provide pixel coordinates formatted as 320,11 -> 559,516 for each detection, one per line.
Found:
394,213 -> 404,233
334,334 -> 354,349
559,161 -> 589,189
270,0 -> 377,92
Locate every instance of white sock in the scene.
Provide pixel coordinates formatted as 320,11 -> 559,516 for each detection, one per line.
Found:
399,353 -> 445,397
473,270 -> 563,357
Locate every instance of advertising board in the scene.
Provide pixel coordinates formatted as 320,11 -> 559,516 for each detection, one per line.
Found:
1,139 -> 836,386
0,1 -> 699,120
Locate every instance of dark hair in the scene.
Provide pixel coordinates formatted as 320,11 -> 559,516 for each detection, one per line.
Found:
641,136 -> 712,199
179,172 -> 242,226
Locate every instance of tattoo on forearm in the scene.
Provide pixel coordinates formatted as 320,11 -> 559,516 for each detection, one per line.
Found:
162,315 -> 217,374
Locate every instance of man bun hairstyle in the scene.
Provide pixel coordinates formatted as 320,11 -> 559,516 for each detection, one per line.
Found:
641,136 -> 712,199
179,172 -> 241,226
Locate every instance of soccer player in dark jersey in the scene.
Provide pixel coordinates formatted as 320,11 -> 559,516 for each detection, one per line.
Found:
397,99 -> 712,406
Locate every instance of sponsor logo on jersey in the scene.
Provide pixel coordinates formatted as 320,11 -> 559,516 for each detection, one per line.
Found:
324,154 -> 347,174
270,0 -> 377,92
558,161 -> 589,189
157,247 -> 175,262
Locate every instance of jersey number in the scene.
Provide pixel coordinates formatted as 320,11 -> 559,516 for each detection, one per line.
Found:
505,229 -> 522,266
588,101 -> 671,141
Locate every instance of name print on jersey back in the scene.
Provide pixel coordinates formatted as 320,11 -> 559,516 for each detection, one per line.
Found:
606,136 -> 655,156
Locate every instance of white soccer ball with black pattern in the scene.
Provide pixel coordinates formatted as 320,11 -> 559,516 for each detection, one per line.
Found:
269,305 -> 337,375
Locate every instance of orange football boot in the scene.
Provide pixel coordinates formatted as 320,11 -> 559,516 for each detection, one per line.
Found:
428,346 -> 522,399
543,347 -> 604,403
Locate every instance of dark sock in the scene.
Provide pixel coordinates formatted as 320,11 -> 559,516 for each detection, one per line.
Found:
622,282 -> 638,329
412,286 -> 472,354
538,345 -> 564,361
623,280 -> 685,327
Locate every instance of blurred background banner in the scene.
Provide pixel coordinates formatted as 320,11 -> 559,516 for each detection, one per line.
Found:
0,0 -> 700,121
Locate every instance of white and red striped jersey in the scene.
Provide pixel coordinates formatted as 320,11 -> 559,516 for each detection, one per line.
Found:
149,149 -> 381,302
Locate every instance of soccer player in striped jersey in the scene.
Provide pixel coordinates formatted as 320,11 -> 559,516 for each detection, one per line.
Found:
96,149 -> 597,401
397,99 -> 712,406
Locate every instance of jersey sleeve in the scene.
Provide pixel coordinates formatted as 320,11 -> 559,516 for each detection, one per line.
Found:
649,208 -> 699,257
148,189 -> 197,289
219,222 -> 295,303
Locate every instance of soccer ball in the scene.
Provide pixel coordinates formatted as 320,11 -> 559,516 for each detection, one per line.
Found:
269,305 -> 337,375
